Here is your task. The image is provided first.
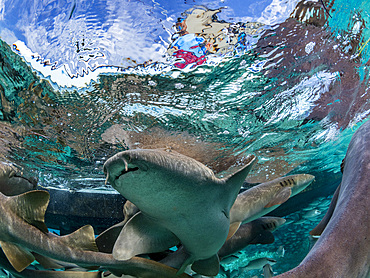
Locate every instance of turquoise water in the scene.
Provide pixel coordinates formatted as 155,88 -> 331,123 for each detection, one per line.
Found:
0,0 -> 369,277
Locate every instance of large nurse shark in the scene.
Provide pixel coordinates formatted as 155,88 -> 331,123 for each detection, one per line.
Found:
156,216 -> 285,275
275,119 -> 370,278
103,148 -> 256,275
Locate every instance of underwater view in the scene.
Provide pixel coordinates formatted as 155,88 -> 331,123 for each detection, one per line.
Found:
0,0 -> 369,277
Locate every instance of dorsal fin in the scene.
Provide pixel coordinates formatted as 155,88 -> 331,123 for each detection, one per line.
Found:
222,155 -> 256,186
221,155 -> 256,207
60,225 -> 98,252
8,190 -> 50,234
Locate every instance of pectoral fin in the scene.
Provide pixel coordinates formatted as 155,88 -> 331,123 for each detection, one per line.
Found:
0,241 -> 35,272
96,221 -> 125,253
112,212 -> 180,261
264,187 -> 292,208
227,221 -> 241,240
191,254 -> 220,276
222,155 -> 256,186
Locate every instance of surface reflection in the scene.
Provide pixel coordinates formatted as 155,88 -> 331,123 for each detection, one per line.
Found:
0,0 -> 368,191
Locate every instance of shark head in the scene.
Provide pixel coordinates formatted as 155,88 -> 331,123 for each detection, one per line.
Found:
104,148 -> 217,180
103,149 -> 221,205
289,174 -> 315,196
0,163 -> 37,196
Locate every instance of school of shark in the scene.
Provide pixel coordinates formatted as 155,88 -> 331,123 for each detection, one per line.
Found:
0,0 -> 370,277
0,118 -> 369,277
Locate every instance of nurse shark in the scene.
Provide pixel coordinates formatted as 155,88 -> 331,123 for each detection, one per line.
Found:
218,217 -> 286,261
103,148 -> 256,275
0,190 -> 191,278
0,247 -> 102,278
156,216 -> 285,275
228,174 -> 315,237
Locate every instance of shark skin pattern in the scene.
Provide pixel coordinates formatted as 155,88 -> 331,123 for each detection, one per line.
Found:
103,148 -> 256,275
228,174 -> 315,237
0,190 -> 191,278
276,120 -> 370,278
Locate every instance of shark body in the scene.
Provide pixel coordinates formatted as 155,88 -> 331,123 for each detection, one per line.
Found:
0,247 -> 102,278
103,148 -> 256,274
218,217 -> 285,260
228,174 -> 314,236
0,190 -> 191,278
276,120 -> 370,278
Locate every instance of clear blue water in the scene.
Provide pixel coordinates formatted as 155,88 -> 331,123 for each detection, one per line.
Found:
0,0 -> 369,277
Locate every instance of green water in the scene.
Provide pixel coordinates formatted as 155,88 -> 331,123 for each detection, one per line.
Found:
0,0 -> 370,277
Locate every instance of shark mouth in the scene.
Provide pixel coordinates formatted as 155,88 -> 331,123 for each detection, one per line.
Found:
10,172 -> 37,187
104,158 -> 140,185
115,166 -> 139,180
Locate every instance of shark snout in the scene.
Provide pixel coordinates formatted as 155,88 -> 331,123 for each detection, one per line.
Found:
103,155 -> 129,185
298,174 -> 315,186
291,174 -> 315,195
